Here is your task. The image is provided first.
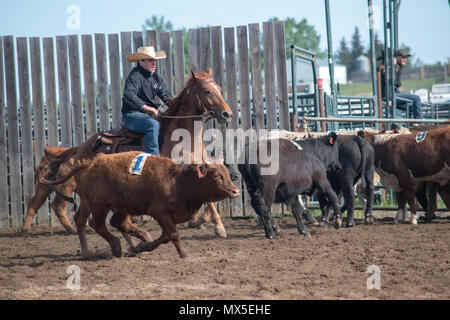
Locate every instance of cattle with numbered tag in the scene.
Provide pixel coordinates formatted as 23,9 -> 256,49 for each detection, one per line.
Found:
358,125 -> 450,225
38,151 -> 239,258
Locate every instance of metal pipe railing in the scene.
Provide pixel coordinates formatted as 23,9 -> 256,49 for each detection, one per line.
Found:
302,116 -> 449,124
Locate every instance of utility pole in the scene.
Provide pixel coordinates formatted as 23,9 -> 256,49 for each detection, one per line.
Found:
324,0 -> 336,96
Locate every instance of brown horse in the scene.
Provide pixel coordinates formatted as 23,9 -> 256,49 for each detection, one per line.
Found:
30,70 -> 232,241
23,146 -> 79,235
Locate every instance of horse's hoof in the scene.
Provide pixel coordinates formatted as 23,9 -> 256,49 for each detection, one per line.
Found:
111,247 -> 123,258
214,225 -> 227,238
365,216 -> 374,225
334,217 -> 342,229
124,250 -> 137,258
320,220 -> 329,227
179,251 -> 192,258
265,232 -> 276,239
301,230 -> 311,237
66,229 -> 78,235
272,224 -> 282,235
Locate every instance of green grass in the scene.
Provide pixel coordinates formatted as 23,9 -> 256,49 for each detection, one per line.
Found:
339,77 -> 445,97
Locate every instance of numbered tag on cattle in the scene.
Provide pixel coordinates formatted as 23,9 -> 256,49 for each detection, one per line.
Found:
415,131 -> 428,144
129,153 -> 152,175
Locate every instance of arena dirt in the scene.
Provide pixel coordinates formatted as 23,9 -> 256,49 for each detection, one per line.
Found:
1,212 -> 449,300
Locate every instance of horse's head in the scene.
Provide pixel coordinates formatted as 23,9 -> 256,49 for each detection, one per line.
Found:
190,69 -> 232,124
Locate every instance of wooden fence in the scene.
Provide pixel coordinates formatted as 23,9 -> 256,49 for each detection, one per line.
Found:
0,21 -> 290,229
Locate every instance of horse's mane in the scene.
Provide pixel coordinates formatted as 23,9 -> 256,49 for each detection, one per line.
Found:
159,71 -> 212,148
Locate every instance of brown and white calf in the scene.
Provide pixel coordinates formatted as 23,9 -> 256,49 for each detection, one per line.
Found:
358,125 -> 450,224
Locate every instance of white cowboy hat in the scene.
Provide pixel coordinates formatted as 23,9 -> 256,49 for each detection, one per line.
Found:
127,46 -> 166,62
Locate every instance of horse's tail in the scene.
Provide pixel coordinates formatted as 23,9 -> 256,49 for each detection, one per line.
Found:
38,158 -> 92,186
354,135 -> 369,191
237,142 -> 260,193
35,146 -> 79,183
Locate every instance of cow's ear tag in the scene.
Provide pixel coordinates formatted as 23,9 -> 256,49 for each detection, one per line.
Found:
197,167 -> 204,179
329,137 -> 334,145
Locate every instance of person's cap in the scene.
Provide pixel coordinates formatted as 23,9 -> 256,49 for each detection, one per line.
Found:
127,46 -> 166,62
394,49 -> 411,58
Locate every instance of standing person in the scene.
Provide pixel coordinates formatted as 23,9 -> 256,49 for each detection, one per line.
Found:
121,46 -> 173,155
378,49 -> 424,119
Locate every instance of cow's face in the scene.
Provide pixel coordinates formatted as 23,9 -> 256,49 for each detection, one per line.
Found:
326,132 -> 342,171
197,163 -> 240,201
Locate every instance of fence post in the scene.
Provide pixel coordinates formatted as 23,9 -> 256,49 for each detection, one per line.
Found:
318,78 -> 327,132
82,34 -> 97,137
159,32 -> 173,95
248,23 -> 264,131
68,35 -> 85,146
17,37 -> 35,229
43,37 -> 58,147
95,33 -> 109,131
224,27 -> 243,218
30,37 -> 50,225
4,35 -> 22,227
237,25 -> 252,217
120,32 -> 132,87
263,21 -> 277,130
0,38 -> 9,228
274,21 -> 290,130
188,28 -> 200,72
172,30 -> 186,95
56,36 -> 72,147
108,34 -> 122,129
377,71 -> 384,131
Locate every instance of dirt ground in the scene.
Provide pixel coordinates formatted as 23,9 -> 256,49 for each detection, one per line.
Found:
0,211 -> 449,300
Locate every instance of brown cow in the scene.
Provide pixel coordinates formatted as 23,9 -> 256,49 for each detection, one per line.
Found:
39,151 -> 239,258
358,125 -> 450,225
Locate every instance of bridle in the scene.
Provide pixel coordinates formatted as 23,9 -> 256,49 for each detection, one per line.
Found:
158,78 -> 216,122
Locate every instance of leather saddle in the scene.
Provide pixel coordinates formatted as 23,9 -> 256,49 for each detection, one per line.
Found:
92,124 -> 145,154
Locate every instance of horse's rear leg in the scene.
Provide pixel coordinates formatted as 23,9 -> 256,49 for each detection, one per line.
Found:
50,182 -> 77,235
110,212 -> 153,250
23,182 -> 53,235
206,202 -> 227,238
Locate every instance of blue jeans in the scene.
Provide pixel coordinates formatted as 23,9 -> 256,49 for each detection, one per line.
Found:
121,112 -> 160,155
395,93 -> 424,119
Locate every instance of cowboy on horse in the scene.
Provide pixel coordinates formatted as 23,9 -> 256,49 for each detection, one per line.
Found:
121,46 -> 173,155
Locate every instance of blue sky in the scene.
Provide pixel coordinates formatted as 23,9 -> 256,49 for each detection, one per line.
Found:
1,0 -> 449,65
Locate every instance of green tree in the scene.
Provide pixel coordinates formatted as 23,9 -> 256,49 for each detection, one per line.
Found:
142,15 -> 173,33
337,37 -> 352,77
365,32 -> 384,62
350,26 -> 365,71
269,17 -> 325,57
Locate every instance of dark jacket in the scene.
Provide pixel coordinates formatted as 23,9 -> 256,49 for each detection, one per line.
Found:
378,61 -> 403,98
121,65 -> 172,114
